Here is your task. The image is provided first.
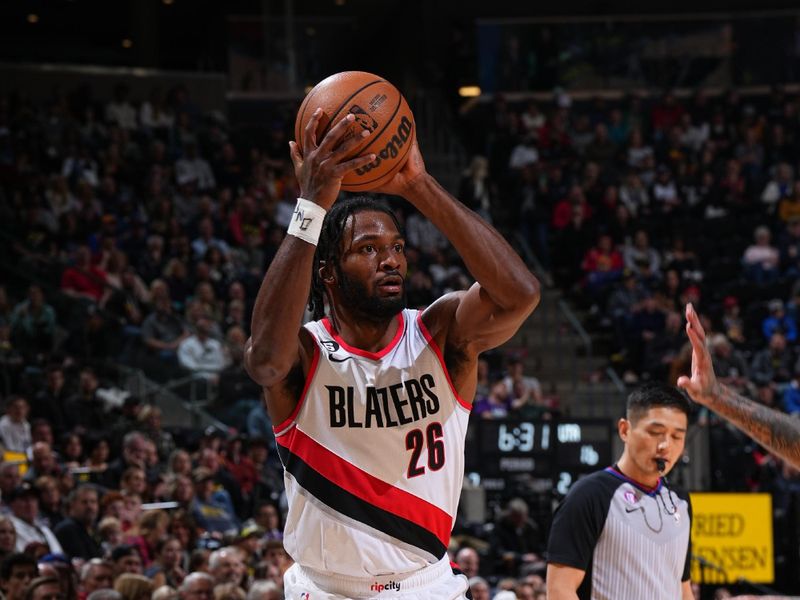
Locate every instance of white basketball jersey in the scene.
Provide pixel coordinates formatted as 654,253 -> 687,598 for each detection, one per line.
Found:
274,308 -> 472,578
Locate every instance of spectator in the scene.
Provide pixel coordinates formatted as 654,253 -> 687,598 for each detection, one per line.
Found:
456,547 -> 480,578
31,478 -> 62,532
196,449 -> 242,519
126,510 -> 168,568
66,368 -> 109,432
474,380 -> 512,419
24,443 -> 59,483
0,397 -> 31,453
176,143 -> 215,193
762,299 -> 798,342
244,580 -> 280,600
24,576 -> 63,600
212,583 -> 245,600
459,156 -> 496,224
581,234 -> 623,294
190,469 -> 238,536
468,576 -> 490,600
101,432 -> 149,491
146,537 -> 186,590
178,573 -> 214,600
177,316 -> 227,382
0,516 -> 17,561
31,367 -> 68,436
503,359 -> 543,408
114,573 -> 153,600
708,334 -> 750,391
0,554 -> 37,600
109,544 -> 143,578
8,484 -> 63,555
777,181 -> 800,224
9,287 -> 55,359
405,211 -> 448,255
105,84 -> 137,131
208,547 -> 246,586
60,246 -> 107,303
778,216 -> 800,276
141,296 -> 189,363
53,485 -> 101,560
721,295 -> 746,346
192,218 -> 230,261
742,225 -> 780,283
751,332 -> 794,386
78,559 -> 113,599
761,162 -> 794,210
140,88 -> 174,135
619,172 -> 650,218
251,503 -> 282,543
623,229 -> 661,282
491,498 -> 544,577
89,591 -> 123,600
0,463 -> 22,510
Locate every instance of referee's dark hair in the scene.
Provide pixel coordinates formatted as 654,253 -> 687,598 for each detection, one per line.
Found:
626,382 -> 691,422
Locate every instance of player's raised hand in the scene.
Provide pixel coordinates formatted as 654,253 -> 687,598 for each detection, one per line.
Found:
289,109 -> 375,210
677,303 -> 720,407
372,138 -> 428,197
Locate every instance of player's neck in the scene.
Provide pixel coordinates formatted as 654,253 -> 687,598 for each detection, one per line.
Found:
328,308 -> 401,353
615,454 -> 660,489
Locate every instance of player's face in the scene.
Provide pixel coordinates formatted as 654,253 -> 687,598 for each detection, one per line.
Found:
620,406 -> 687,477
335,210 -> 407,319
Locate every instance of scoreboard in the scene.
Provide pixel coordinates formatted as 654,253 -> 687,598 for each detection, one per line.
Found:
465,418 -> 614,496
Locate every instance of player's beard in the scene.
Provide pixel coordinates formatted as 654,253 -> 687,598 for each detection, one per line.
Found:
338,268 -> 406,321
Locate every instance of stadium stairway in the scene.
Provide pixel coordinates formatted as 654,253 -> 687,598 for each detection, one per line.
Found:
505,282 -> 628,420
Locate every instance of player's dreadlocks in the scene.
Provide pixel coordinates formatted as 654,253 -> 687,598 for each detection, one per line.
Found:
308,196 -> 404,321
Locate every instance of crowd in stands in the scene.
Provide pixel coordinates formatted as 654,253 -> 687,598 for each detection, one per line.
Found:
1,75 -> 800,596
0,80 -> 554,600
461,85 -> 800,593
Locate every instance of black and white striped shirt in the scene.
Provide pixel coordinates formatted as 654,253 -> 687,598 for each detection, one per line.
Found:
547,466 -> 692,600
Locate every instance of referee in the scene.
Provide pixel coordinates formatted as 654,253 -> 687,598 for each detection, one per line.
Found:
546,382 -> 694,600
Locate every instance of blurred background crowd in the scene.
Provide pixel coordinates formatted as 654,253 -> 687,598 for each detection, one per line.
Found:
1,0 -> 800,599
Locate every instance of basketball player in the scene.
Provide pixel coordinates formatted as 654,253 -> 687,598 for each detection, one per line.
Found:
245,108 -> 540,600
546,382 -> 694,600
678,302 -> 800,468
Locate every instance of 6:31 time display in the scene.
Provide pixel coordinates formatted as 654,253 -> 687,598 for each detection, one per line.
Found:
496,422 -> 550,452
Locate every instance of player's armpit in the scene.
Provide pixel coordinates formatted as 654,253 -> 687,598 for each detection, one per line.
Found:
681,579 -> 694,600
546,563 -> 584,600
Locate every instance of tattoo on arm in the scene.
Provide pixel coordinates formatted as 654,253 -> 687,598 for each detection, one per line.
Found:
711,385 -> 800,467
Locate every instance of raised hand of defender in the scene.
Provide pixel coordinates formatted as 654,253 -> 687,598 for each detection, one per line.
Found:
289,109 -> 375,210
677,303 -> 720,407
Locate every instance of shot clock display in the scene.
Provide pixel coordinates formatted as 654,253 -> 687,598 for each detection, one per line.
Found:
466,418 -> 613,493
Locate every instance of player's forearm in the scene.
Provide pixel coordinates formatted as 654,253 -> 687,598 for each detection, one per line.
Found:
246,238 -> 316,385
708,383 -> 800,467
404,174 -> 540,311
546,584 -> 580,600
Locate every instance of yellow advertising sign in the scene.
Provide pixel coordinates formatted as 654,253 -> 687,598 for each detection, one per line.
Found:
690,493 -> 773,584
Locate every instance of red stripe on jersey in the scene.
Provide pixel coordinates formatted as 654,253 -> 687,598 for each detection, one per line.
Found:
321,312 -> 405,360
277,426 -> 452,547
416,313 -> 472,411
273,345 -> 321,436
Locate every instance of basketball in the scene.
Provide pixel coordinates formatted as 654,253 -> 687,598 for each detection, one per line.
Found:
294,71 -> 416,192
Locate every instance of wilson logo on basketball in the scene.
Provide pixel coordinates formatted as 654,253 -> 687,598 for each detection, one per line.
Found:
355,115 -> 414,176
348,104 -> 378,133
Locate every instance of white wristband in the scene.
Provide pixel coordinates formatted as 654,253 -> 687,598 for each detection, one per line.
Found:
287,198 -> 326,246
